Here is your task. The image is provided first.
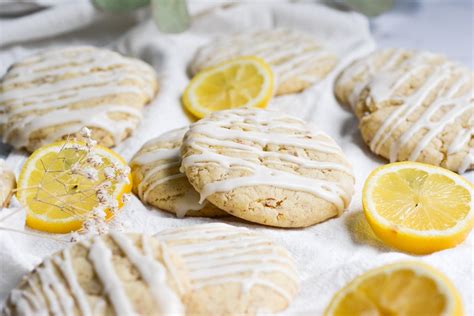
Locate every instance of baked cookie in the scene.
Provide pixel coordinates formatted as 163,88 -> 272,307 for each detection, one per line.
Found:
0,46 -> 158,152
3,223 -> 299,316
130,127 -> 226,218
191,29 -> 337,95
181,108 -> 355,228
335,48 -> 473,173
0,159 -> 15,208
2,233 -> 188,316
157,223 -> 299,315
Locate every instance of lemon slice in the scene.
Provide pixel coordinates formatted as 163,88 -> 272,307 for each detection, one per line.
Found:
17,141 -> 132,234
183,56 -> 274,118
363,162 -> 473,254
324,261 -> 463,316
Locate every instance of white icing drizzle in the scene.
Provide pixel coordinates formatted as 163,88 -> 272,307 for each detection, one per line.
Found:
449,118 -> 474,173
182,109 -> 353,213
110,233 -> 184,315
8,254 -> 79,316
0,46 -> 157,149
37,260 -> 75,316
131,127 -> 207,217
339,49 -> 473,172
53,249 -> 92,316
88,237 -> 135,316
173,189 -> 206,218
193,28 -> 335,87
157,223 -> 299,303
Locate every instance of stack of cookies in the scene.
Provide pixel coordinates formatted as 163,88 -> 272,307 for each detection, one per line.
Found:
131,108 -> 355,228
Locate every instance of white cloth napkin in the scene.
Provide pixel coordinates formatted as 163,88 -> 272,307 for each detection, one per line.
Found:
1,1 -> 473,315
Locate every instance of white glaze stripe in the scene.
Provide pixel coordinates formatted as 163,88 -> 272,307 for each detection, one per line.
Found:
88,237 -> 135,316
53,249 -> 92,316
110,233 -> 184,315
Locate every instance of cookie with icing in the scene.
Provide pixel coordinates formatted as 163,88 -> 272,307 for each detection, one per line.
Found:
130,127 -> 226,218
190,29 -> 337,95
181,108 -> 355,228
335,48 -> 473,173
0,159 -> 15,208
3,223 -> 299,316
0,46 -> 158,152
2,233 -> 188,316
157,223 -> 299,315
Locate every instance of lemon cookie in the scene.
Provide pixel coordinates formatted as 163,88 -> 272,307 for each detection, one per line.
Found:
157,223 -> 299,315
0,46 -> 158,152
0,159 -> 15,208
181,108 -> 355,228
335,48 -> 473,173
3,224 -> 299,315
2,233 -> 188,316
130,127 -> 226,218
191,29 -> 337,95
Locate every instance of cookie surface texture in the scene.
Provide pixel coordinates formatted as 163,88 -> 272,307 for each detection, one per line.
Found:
181,108 -> 355,228
335,48 -> 473,172
0,46 -> 158,152
130,127 -> 225,218
156,223 -> 299,315
191,29 -> 337,95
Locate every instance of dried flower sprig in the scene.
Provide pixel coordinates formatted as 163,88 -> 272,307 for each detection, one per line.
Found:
67,127 -> 132,240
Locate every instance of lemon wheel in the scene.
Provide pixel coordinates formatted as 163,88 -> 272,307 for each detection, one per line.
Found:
324,261 -> 463,316
183,56 -> 274,118
363,162 -> 474,254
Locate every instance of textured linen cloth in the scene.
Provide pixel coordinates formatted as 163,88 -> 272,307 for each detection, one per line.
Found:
0,1 -> 473,315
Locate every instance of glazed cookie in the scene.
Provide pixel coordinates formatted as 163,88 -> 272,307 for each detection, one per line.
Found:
191,29 -> 337,95
181,108 -> 355,228
157,223 -> 299,315
335,48 -> 473,172
130,127 -> 226,218
0,46 -> 158,152
3,224 -> 299,315
0,159 -> 15,207
2,233 -> 188,316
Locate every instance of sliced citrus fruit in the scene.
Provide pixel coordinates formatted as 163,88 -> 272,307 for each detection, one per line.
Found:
324,261 -> 463,316
363,161 -> 473,254
17,141 -> 132,234
183,56 -> 274,118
